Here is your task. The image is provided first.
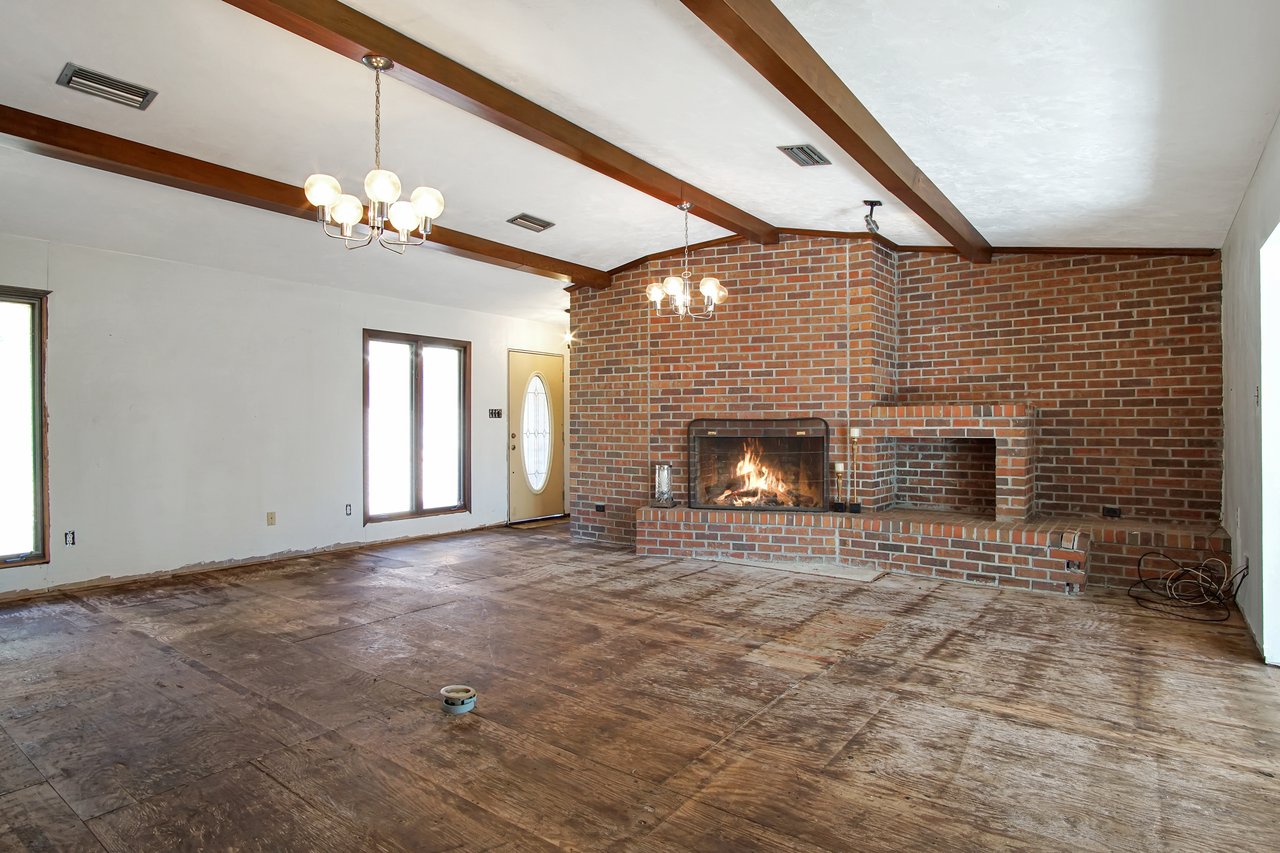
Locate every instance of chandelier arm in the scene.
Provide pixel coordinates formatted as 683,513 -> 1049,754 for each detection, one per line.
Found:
377,232 -> 427,250
343,230 -> 375,250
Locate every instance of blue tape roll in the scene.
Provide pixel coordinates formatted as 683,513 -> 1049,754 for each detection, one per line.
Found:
442,696 -> 476,715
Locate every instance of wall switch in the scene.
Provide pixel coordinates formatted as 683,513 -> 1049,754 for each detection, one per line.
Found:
1102,506 -> 1122,518
266,512 -> 277,527
489,408 -> 503,419
345,504 -> 352,516
594,503 -> 606,513
64,531 -> 75,546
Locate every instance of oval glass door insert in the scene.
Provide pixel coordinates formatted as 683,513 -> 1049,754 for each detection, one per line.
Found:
521,373 -> 552,492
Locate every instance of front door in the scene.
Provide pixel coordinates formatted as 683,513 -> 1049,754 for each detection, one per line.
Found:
508,350 -> 565,523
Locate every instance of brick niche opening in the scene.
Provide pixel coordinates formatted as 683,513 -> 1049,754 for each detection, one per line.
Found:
854,404 -> 1034,522
895,437 -> 997,513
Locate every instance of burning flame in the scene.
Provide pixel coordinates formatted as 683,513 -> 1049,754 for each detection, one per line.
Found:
717,440 -> 792,506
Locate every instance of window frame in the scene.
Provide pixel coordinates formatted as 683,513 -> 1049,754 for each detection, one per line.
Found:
362,329 -> 471,524
1,285 -> 50,568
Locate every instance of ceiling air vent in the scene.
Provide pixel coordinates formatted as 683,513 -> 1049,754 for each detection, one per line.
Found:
506,212 -> 555,233
56,63 -> 158,110
778,144 -> 830,167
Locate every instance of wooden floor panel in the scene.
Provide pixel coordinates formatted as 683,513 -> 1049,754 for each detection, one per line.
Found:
0,525 -> 1276,851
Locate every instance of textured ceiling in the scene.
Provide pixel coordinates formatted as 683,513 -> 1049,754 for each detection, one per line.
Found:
2,0 -> 1279,320
777,0 -> 1280,247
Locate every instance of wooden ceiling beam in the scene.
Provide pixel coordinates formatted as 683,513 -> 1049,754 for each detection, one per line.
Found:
220,0 -> 780,246
681,0 -> 993,264
0,104 -> 611,288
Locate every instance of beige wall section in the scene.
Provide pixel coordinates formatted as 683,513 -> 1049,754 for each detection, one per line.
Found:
0,233 -> 567,598
1222,113 -> 1280,664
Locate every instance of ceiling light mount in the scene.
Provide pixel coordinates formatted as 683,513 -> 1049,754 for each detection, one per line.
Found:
303,54 -> 444,254
644,202 -> 728,320
361,54 -> 394,72
863,199 -> 883,235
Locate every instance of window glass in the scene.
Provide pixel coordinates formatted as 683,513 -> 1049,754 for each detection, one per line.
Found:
521,374 -> 552,493
421,345 -> 462,509
366,340 -> 413,516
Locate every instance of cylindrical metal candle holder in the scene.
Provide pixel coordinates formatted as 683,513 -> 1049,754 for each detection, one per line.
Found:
654,463 -> 675,507
830,463 -> 846,513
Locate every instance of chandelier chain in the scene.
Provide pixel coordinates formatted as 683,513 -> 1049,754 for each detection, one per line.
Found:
682,204 -> 690,275
374,70 -> 382,171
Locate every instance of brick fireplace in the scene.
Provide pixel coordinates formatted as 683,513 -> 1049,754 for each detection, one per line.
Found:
569,234 -> 1226,592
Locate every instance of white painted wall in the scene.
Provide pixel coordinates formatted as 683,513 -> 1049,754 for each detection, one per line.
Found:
0,233 -> 567,598
1222,113 -> 1280,664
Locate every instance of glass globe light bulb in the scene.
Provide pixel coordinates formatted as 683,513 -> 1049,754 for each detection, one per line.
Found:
364,169 -> 402,204
330,194 -> 364,227
645,282 -> 665,303
662,275 -> 684,296
699,276 -> 720,299
304,174 -> 341,208
410,186 -> 445,220
713,283 -> 729,304
387,200 -> 420,234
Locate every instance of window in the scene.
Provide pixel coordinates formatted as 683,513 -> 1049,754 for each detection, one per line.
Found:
1,287 -> 48,565
363,330 -> 470,522
521,373 -> 552,493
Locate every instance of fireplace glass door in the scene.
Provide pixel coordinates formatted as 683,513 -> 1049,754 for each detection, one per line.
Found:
688,418 -> 828,511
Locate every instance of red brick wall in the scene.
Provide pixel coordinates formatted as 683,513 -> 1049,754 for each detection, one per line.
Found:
570,237 -> 1224,547
572,235 -> 877,544
895,252 -> 1223,521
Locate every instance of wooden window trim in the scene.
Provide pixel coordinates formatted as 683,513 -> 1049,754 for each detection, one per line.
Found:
362,329 -> 472,525
0,285 -> 50,568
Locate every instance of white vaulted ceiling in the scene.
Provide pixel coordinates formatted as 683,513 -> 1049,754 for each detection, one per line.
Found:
777,0 -> 1280,248
2,0 -> 1279,321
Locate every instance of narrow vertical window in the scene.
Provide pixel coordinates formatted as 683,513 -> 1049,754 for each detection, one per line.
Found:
364,330 -> 469,522
1,287 -> 48,565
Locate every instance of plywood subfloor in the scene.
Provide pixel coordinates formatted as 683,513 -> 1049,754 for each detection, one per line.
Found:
0,526 -> 1276,851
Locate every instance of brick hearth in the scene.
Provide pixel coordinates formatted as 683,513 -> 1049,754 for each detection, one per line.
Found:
636,507 -> 1088,593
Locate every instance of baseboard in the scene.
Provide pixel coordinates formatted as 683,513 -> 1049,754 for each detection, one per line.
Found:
0,521 -> 509,607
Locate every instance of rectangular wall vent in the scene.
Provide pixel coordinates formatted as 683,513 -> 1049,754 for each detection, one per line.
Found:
778,144 -> 831,167
506,212 -> 555,233
56,63 -> 158,110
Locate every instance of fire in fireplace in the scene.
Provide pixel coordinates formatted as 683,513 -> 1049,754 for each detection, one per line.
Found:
688,418 -> 828,511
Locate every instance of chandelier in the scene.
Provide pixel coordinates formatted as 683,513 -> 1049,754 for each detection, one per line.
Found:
302,55 -> 444,253
644,202 -> 728,319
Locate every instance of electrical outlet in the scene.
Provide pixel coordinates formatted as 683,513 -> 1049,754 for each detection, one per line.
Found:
345,504 -> 352,516
64,530 -> 75,546
266,512 -> 277,527
489,408 -> 503,419
594,503 -> 606,513
1102,506 -> 1122,518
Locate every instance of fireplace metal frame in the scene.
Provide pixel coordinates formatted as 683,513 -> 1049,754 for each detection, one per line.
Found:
687,417 -> 830,512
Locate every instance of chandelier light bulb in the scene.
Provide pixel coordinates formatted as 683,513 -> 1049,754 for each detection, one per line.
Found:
330,193 -> 365,227
646,282 -> 666,303
304,174 -> 341,208
662,275 -> 684,296
699,277 -> 720,299
410,186 -> 445,220
713,283 -> 729,304
387,200 -> 420,234
364,169 -> 402,204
